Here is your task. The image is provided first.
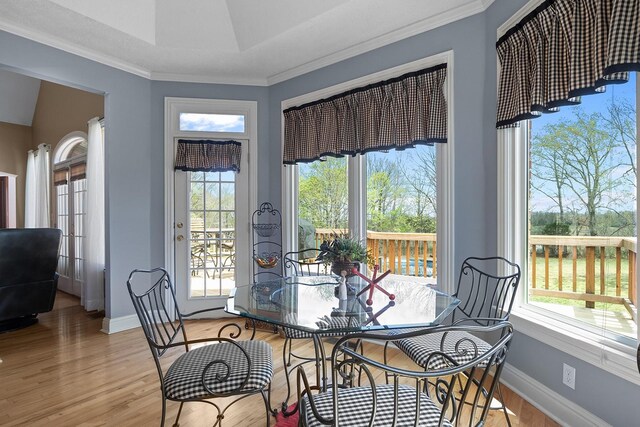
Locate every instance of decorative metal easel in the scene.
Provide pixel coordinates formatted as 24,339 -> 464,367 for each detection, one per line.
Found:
252,202 -> 283,282
250,202 -> 282,334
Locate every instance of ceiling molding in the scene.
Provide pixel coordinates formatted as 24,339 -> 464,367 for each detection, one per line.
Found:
266,0 -> 490,85
150,72 -> 268,87
0,0 -> 493,87
0,18 -> 150,79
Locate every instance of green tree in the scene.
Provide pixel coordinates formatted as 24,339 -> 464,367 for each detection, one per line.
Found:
366,155 -> 405,231
299,157 -> 348,229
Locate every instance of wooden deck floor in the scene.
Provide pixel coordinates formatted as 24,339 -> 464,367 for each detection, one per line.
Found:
0,292 -> 559,426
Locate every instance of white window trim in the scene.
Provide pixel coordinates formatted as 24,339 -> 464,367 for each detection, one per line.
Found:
164,97 -> 258,287
281,51 -> 455,293
497,0 -> 640,385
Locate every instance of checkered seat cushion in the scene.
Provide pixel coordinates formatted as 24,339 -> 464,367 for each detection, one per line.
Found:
300,384 -> 452,427
393,329 -> 492,370
164,340 -> 273,400
283,314 -> 359,339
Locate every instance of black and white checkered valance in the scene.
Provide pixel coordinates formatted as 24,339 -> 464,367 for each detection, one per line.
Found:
283,64 -> 448,165
497,0 -> 640,128
174,139 -> 241,172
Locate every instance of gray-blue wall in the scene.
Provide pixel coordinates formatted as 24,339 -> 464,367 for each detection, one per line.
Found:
1,0 -> 639,423
0,30 -> 152,319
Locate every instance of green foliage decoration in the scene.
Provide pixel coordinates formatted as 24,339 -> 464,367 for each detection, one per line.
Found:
319,235 -> 373,266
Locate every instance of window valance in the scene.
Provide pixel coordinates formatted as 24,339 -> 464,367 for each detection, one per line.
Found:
283,64 -> 448,165
496,0 -> 640,128
174,139 -> 242,172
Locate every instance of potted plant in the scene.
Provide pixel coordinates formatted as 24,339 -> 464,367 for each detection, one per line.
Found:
319,235 -> 372,276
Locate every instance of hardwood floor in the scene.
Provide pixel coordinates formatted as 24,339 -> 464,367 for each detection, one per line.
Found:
0,292 -> 559,426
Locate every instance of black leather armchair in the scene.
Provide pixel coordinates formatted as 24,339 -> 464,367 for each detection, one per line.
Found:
0,228 -> 62,332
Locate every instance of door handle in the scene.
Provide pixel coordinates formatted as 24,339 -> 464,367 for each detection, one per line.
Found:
176,235 -> 184,241
176,222 -> 183,228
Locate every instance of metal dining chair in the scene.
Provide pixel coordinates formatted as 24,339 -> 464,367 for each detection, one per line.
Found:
298,322 -> 514,426
279,248 -> 337,409
388,256 -> 521,426
127,268 -> 274,426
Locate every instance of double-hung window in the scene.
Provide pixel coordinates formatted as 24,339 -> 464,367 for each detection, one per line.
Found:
282,52 -> 455,290
497,0 -> 640,379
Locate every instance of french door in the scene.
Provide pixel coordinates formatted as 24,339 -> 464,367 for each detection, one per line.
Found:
166,98 -> 257,315
55,176 -> 86,296
173,139 -> 251,313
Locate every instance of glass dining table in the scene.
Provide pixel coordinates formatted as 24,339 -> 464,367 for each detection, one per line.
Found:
225,273 -> 460,402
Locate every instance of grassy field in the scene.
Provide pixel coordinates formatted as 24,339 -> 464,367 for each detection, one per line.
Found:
529,255 -> 631,314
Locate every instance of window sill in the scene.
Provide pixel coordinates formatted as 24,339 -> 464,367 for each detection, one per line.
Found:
510,306 -> 640,386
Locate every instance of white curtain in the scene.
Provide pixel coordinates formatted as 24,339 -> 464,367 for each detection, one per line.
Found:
83,117 -> 105,311
25,144 -> 50,228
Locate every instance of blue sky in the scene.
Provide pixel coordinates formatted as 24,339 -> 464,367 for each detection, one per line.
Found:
534,73 -> 637,129
179,113 -> 245,133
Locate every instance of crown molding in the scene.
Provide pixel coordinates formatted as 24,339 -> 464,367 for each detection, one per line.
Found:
150,72 -> 268,87
0,18 -> 150,79
0,0 -> 493,87
266,0 -> 491,85
497,0 -> 544,37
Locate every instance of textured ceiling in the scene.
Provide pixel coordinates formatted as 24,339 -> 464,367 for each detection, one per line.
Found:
0,0 -> 494,85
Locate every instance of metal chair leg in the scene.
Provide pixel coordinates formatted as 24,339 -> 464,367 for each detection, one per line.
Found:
496,382 -> 512,427
173,401 -> 184,427
282,338 -> 293,407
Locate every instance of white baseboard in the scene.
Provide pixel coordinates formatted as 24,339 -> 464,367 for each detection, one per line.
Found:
100,314 -> 141,334
501,363 -> 610,427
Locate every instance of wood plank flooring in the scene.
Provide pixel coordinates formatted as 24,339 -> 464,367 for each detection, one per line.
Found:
0,292 -> 559,426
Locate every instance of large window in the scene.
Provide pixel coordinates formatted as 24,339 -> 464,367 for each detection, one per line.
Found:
527,75 -> 638,343
498,73 -> 639,371
296,147 -> 438,280
283,53 -> 454,288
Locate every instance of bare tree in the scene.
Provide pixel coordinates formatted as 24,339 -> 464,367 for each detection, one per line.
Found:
532,110 -> 628,236
602,99 -> 637,188
530,131 -> 569,222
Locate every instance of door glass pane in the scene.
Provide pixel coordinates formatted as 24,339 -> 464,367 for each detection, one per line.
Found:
297,157 -> 348,250
189,170 -> 236,297
179,113 -> 245,133
366,147 -> 437,280
56,183 -> 70,277
528,73 -> 637,342
73,179 -> 86,284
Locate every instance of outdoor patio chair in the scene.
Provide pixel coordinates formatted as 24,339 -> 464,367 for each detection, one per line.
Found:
127,268 -> 274,427
298,322 -> 514,426
283,248 -> 328,276
388,256 -> 521,426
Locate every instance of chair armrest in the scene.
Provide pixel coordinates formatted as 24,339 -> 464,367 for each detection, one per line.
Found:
296,367 -> 334,425
201,338 -> 252,395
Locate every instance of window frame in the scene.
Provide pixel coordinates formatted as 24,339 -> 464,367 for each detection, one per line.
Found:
496,1 -> 640,385
282,51 -> 456,293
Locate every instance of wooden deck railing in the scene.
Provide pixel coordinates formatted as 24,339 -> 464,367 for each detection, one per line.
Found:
314,230 -> 637,318
530,235 -> 637,319
315,229 -> 437,278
